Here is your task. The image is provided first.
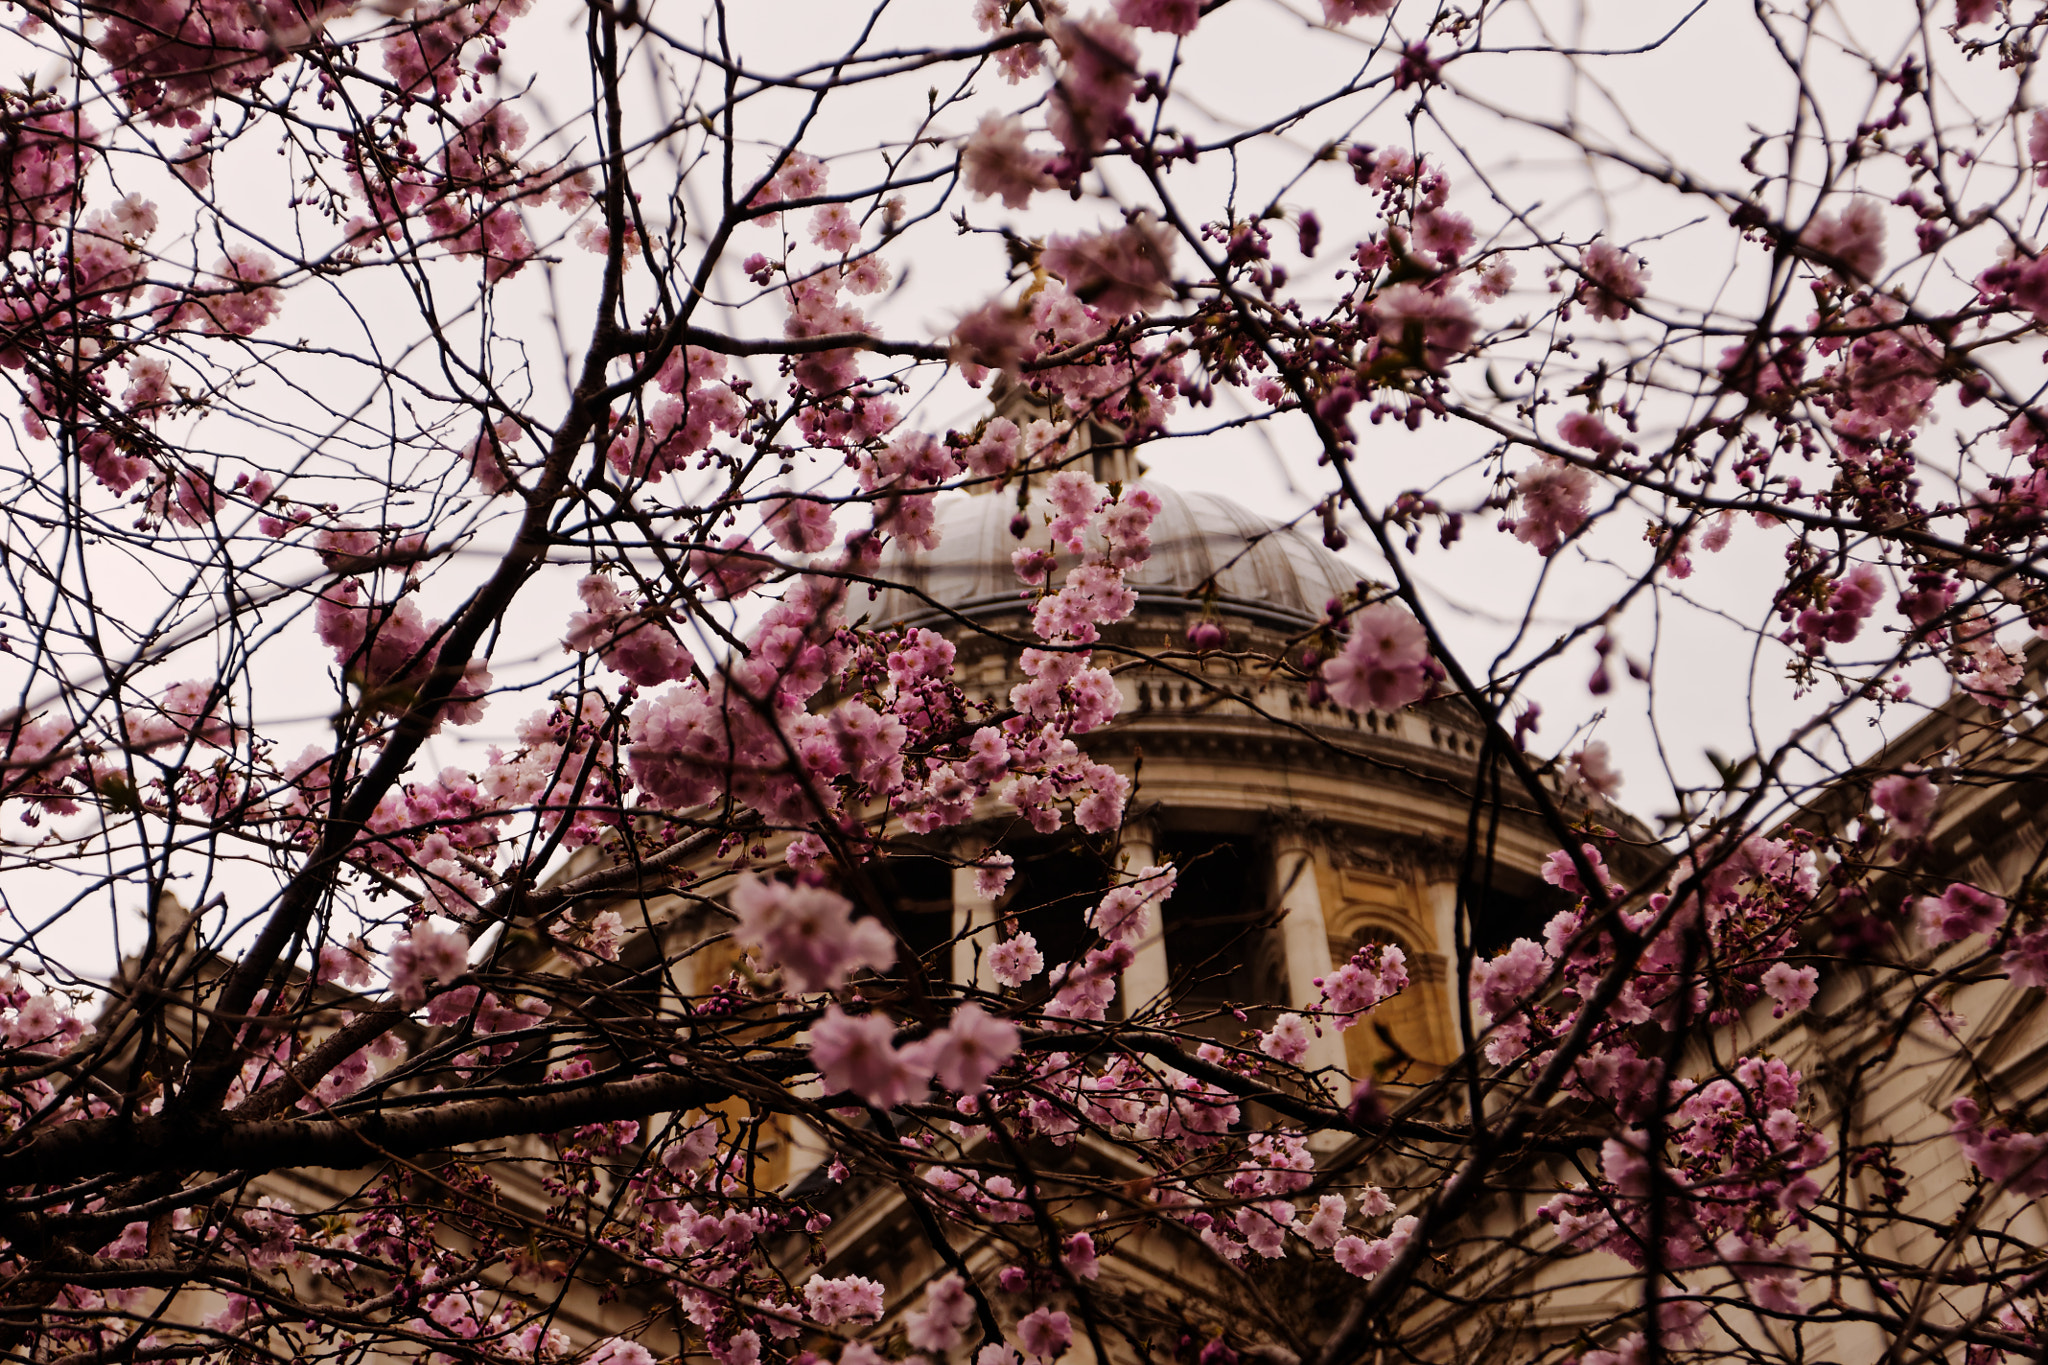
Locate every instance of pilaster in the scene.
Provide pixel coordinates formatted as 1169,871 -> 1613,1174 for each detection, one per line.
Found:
1272,821 -> 1351,1075
1119,821 -> 1172,1017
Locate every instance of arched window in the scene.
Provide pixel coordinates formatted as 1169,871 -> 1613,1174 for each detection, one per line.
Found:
1338,922 -> 1448,1079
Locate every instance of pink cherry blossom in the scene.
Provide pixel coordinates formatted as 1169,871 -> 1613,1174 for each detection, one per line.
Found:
712,1332 -> 761,1365
731,876 -> 898,992
1577,239 -> 1648,320
1788,564 -> 1885,654
0,106 -> 98,252
1826,297 -> 1940,442
1413,208 -> 1474,264
917,1003 -> 1020,1094
1566,742 -> 1623,798
1949,1097 -> 2048,1196
1320,0 -> 1397,22
1298,1194 -> 1348,1248
388,926 -> 470,1007
843,257 -> 891,295
1321,603 -> 1431,713
1015,1307 -> 1071,1360
2004,927 -> 2048,988
1257,1013 -> 1312,1064
965,417 -> 1022,479
803,1274 -> 885,1326
1072,765 -> 1131,832
1715,1232 -> 1810,1315
5,993 -> 84,1055
1318,942 -> 1408,1028
780,269 -> 873,395
989,934 -> 1045,987
1870,770 -> 1938,839
1556,411 -> 1621,458
1760,963 -> 1818,1018
1041,217 -> 1175,317
1800,198 -> 1886,282
810,1006 -> 931,1108
1470,938 -> 1550,1028
163,248 -> 284,337
1955,606 -> 2024,709
565,575 -> 690,686
662,1119 -> 720,1174
1087,864 -> 1175,941
1464,256 -> 1513,301
905,1273 -> 977,1351
315,938 -> 375,989
1062,1231 -> 1100,1279
975,854 -> 1016,900
749,150 -> 828,220
1914,883 -> 2008,946
690,535 -> 773,601
1369,283 -> 1475,370
1511,456 -> 1594,555
462,416 -> 523,495
1043,946 -> 1124,1022
1343,1226 -> 1418,1280
810,204 -> 860,254
1897,567 -> 1956,628
764,495 -> 837,553
1046,15 -> 1138,171
962,114 -> 1054,209
953,297 -> 1036,374
1114,0 -> 1201,32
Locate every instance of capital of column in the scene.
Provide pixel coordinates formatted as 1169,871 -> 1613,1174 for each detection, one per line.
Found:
1266,808 -> 1322,857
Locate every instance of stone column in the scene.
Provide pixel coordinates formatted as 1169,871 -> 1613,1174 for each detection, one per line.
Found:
1119,821 -> 1172,1017
951,835 -> 997,991
645,907 -> 705,1161
1423,877 -> 1465,1050
1272,824 -> 1350,1074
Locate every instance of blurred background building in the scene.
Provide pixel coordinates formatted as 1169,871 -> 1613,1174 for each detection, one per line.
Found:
148,425 -> 2048,1365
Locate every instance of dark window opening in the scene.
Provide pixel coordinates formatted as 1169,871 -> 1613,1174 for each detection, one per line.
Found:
849,856 -> 956,977
1002,839 -> 1112,985
605,918 -> 672,1013
1157,834 -> 1271,1012
1465,881 -> 1564,959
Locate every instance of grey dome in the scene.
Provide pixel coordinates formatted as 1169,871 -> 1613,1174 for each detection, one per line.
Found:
869,482 -> 1363,631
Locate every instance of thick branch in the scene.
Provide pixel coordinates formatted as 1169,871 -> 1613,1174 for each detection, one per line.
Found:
0,1065 -> 754,1189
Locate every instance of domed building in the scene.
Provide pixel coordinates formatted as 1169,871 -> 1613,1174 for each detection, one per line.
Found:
94,429 -> 2048,1365
362,413 -> 1647,1365
769,440 -> 1637,1365
88,421 -> 2048,1365
857,450 -> 1600,1084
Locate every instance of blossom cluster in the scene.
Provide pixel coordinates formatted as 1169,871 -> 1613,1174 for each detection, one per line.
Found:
19,4 -> 2048,1365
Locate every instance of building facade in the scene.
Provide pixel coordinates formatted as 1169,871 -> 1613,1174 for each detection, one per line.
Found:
149,465 -> 2048,1365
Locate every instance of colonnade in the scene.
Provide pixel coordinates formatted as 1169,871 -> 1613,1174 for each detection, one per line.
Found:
938,821 -> 1460,1081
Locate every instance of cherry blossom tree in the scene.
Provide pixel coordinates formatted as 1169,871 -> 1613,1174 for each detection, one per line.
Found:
4,1 -> 2048,1364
